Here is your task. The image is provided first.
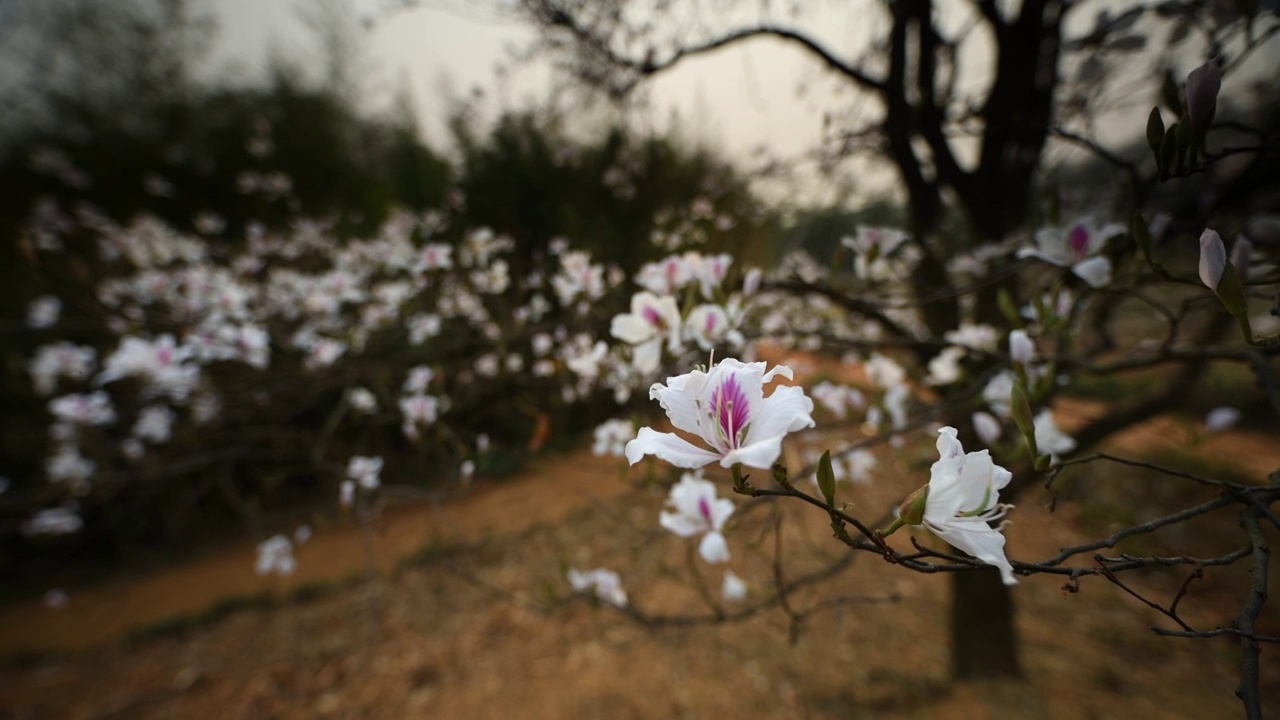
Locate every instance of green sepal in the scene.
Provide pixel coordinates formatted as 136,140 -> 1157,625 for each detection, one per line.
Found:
1011,380 -> 1039,458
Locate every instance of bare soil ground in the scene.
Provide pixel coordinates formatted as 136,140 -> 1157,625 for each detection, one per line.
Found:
2,364 -> 1278,719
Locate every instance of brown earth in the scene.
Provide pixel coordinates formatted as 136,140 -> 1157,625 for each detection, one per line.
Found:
1,364 -> 1278,719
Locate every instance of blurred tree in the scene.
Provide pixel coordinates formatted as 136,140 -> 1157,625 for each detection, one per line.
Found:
515,0 -> 1280,679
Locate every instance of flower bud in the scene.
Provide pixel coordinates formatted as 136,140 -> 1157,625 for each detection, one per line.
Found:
1198,229 -> 1227,291
1186,59 -> 1221,132
897,485 -> 929,526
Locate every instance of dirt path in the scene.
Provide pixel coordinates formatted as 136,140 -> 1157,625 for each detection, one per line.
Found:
0,451 -> 630,653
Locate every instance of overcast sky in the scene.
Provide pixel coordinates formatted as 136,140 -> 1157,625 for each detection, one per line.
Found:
205,0 -> 878,189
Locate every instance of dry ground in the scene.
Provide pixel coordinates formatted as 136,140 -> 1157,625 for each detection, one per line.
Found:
2,355 -> 1278,718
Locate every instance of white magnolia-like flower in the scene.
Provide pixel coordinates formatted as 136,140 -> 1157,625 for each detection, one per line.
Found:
255,535 -> 296,576
944,323 -> 999,352
347,455 -> 383,489
1008,329 -> 1037,366
683,303 -> 740,351
1017,220 -> 1124,288
926,346 -> 966,386
567,567 -> 628,608
22,507 -> 83,536
1032,410 -> 1076,462
922,427 -> 1017,585
626,359 -> 815,470
659,471 -> 736,563
610,291 -> 682,374
27,295 -> 62,329
1204,406 -> 1242,433
591,418 -> 635,457
133,404 -> 175,443
347,387 -> 379,414
972,411 -> 1003,446
48,391 -> 117,426
1198,229 -> 1227,291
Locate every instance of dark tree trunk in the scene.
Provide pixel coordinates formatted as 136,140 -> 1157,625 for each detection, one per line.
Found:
949,566 -> 1022,679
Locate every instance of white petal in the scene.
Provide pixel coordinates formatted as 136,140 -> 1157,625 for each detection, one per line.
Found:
659,509 -> 706,538
698,531 -> 730,564
927,517 -> 1018,586
1071,257 -> 1112,288
741,384 -> 815,449
625,427 -> 719,468
632,338 -> 662,374
610,314 -> 655,345
721,435 -> 785,470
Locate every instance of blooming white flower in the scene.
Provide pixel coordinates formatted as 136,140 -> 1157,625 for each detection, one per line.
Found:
48,392 -> 117,426
1017,220 -> 1124,288
1008,329 -> 1037,366
347,455 -> 383,490
1032,410 -> 1076,462
972,411 -> 1003,446
28,342 -> 97,396
659,471 -> 736,563
721,569 -> 748,603
944,324 -> 999,352
347,387 -> 379,414
926,346 -> 966,386
921,427 -> 1017,585
610,291 -> 682,374
1204,406 -> 1242,433
27,295 -> 62,329
400,393 -> 441,439
592,418 -> 635,457
567,567 -> 628,608
133,404 -> 175,443
626,359 -> 815,470
255,535 -> 296,576
22,507 -> 83,536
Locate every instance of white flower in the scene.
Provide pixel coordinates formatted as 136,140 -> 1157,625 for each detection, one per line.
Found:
27,295 -> 62,329
22,507 -> 83,536
922,427 -> 1017,586
944,324 -> 999,352
1033,410 -> 1076,462
1017,220 -> 1124,288
926,346 -> 966,386
1204,406 -> 1241,433
347,387 -> 379,414
972,411 -> 1003,445
983,371 -> 1016,417
339,480 -> 355,508
48,391 -> 116,426
567,567 -> 628,608
592,418 -> 635,457
626,359 -> 815,470
1008,329 -> 1037,366
659,471 -> 736,563
610,291 -> 682,374
133,404 -> 175,443
683,303 -> 740,352
721,569 -> 748,603
347,455 -> 383,489
255,535 -> 296,576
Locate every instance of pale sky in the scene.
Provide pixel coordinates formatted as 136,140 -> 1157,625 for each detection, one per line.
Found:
204,0 -> 884,198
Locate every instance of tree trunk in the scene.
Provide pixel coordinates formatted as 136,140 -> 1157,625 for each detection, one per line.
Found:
949,566 -> 1021,679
